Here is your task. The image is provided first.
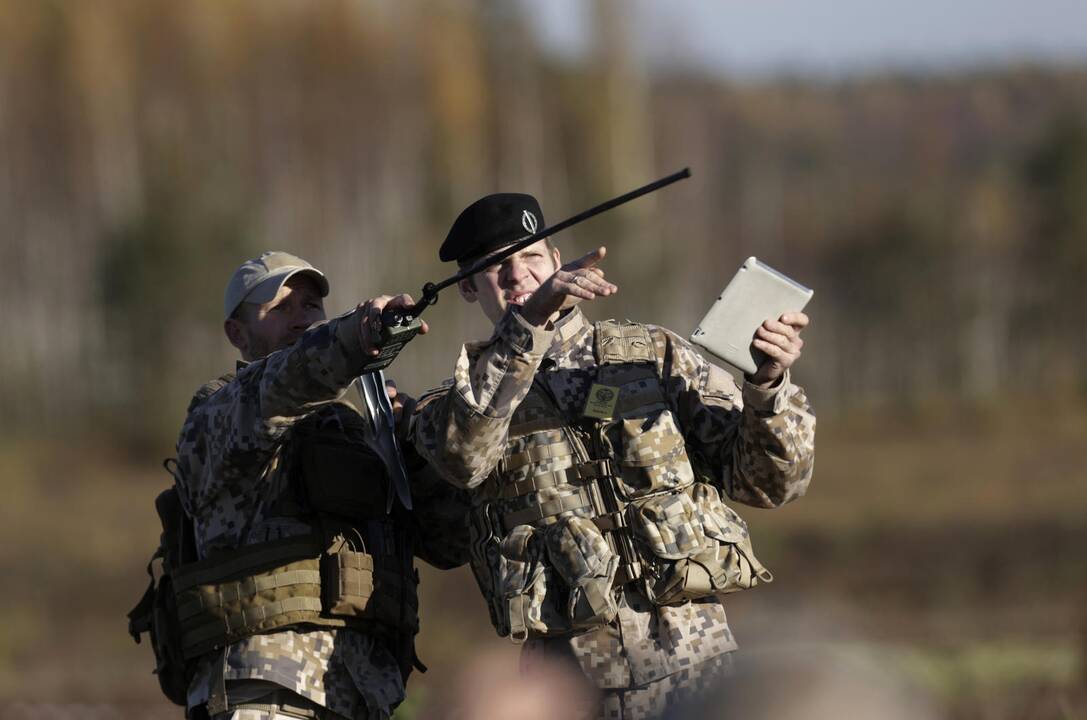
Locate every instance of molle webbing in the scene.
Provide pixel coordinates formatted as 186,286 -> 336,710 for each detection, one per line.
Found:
172,535 -> 322,593
495,319 -> 669,544
593,322 -> 667,418
594,321 -> 656,365
171,534 -> 412,659
499,486 -> 595,530
497,459 -> 615,500
502,438 -> 575,472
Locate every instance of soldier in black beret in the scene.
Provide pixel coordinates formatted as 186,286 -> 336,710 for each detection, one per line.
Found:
440,192 -> 616,327
414,192 -> 815,719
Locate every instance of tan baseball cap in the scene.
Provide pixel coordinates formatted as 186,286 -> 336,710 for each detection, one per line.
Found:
223,251 -> 330,320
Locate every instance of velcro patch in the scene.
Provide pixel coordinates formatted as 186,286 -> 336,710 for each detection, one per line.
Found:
583,383 -> 620,420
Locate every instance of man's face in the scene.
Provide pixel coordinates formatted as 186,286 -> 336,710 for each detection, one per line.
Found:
459,239 -> 561,325
225,274 -> 326,361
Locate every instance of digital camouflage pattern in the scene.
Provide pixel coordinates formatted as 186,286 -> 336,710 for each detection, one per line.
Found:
197,632 -> 401,719
412,306 -> 815,715
177,309 -> 469,718
522,636 -> 734,720
596,651 -> 734,720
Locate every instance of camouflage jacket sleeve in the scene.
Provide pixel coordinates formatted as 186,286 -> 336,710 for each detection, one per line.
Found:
411,307 -> 554,489
650,326 -> 816,508
176,310 -> 369,519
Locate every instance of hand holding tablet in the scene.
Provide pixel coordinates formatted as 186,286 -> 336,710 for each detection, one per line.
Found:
690,257 -> 813,377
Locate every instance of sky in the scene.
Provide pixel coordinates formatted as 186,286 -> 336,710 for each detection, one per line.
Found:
531,0 -> 1087,76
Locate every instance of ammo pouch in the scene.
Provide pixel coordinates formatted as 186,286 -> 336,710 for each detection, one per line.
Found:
127,486 -> 195,706
604,374 -> 772,607
632,482 -> 772,606
544,517 -> 619,630
497,525 -> 553,642
487,516 -> 620,644
171,531 -> 418,660
612,409 -> 695,500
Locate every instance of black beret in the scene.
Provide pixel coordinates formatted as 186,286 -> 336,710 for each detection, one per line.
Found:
440,193 -> 545,264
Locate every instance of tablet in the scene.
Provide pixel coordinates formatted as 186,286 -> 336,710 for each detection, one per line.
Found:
690,257 -> 813,375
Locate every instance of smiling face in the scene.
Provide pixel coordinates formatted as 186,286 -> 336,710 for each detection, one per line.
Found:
224,274 -> 327,361
458,239 -> 561,325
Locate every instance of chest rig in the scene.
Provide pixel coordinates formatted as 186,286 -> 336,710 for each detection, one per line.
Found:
467,321 -> 772,643
129,379 -> 421,707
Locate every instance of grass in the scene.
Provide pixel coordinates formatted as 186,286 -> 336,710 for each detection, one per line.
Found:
895,640 -> 1080,699
0,402 -> 1084,718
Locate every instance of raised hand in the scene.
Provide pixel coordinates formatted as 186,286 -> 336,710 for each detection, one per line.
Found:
521,247 -> 618,327
357,294 -> 429,356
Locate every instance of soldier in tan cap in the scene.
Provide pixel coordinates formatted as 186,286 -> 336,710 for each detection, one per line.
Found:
412,195 -> 816,719
144,251 -> 470,719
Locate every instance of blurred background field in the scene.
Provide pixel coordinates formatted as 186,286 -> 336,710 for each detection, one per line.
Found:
1,1 -> 1086,718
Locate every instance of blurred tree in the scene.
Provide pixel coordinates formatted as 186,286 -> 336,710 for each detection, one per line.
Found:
1023,113 -> 1087,392
956,169 -> 1020,402
98,169 -> 250,451
824,209 -> 952,408
2,0 -> 1087,448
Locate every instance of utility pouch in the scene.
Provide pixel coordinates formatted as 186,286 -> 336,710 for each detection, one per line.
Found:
615,410 -> 695,499
630,490 -> 707,560
544,516 -> 619,630
127,486 -> 195,707
128,550 -> 190,706
321,531 -> 375,618
640,483 -> 773,606
498,525 -> 565,642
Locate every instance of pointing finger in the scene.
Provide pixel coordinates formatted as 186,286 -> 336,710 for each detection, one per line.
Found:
569,246 -> 607,270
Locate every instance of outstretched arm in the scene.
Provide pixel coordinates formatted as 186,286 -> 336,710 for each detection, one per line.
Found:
178,295 -> 422,516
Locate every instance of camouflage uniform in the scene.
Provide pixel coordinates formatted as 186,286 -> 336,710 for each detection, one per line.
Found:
413,306 -> 815,719
177,310 -> 468,720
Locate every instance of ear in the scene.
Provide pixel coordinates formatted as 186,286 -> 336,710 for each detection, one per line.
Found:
550,244 -> 562,270
457,276 -> 478,303
224,318 -> 249,354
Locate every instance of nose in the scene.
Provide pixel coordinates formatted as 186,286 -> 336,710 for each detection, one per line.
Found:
292,305 -> 316,330
502,257 -> 529,286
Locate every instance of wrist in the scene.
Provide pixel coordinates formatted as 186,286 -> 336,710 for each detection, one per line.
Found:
519,301 -> 550,328
745,371 -> 782,390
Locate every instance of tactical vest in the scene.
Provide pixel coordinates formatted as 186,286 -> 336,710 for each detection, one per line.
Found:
128,375 -> 419,706
467,321 -> 773,643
